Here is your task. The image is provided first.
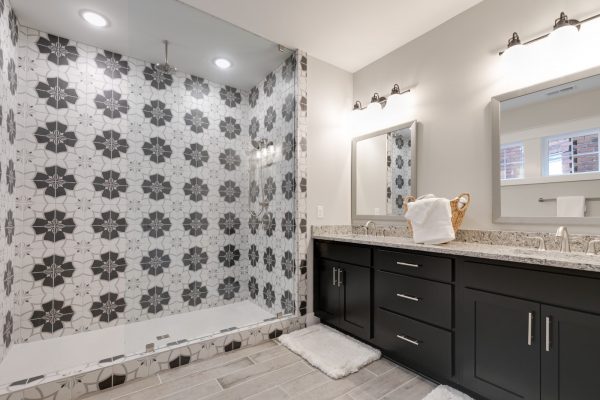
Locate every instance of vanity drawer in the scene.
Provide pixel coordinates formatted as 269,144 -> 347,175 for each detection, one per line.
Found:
315,240 -> 371,267
375,270 -> 452,329
374,249 -> 453,282
374,308 -> 452,380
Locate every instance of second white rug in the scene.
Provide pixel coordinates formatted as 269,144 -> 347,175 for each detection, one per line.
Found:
278,324 -> 381,379
422,385 -> 475,400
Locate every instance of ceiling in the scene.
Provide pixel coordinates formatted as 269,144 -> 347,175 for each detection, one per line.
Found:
180,0 -> 484,72
12,0 -> 290,90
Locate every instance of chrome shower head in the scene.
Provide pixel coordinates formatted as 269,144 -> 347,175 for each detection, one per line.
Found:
156,40 -> 177,74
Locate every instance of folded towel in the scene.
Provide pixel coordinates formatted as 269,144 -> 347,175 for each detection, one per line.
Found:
405,195 -> 455,245
556,196 -> 586,217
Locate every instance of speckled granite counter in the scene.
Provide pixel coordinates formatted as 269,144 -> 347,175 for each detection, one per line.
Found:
313,232 -> 600,274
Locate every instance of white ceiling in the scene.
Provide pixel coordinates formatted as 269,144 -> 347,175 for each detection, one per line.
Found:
12,0 -> 290,90
180,0 -> 484,72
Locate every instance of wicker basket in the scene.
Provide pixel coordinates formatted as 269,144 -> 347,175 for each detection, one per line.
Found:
403,193 -> 471,235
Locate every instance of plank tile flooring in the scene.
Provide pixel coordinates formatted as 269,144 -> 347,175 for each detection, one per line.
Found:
83,340 -> 437,400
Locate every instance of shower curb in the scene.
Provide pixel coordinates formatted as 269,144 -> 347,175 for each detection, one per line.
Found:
0,315 -> 306,400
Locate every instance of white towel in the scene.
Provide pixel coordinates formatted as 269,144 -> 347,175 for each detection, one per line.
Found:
556,196 -> 586,217
405,195 -> 455,245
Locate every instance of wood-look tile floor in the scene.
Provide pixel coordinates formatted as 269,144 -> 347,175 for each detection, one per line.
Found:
83,341 -> 437,400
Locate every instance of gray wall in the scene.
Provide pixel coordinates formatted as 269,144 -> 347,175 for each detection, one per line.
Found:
352,0 -> 600,233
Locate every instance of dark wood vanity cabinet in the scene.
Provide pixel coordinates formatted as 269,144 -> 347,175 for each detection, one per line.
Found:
314,242 -> 372,340
314,239 -> 600,400
456,260 -> 600,400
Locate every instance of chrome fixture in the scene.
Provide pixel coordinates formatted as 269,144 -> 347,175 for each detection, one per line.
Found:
553,12 -> 580,31
156,40 -> 177,74
364,220 -> 376,235
532,236 -> 546,251
499,10 -> 599,55
507,32 -> 521,48
352,84 -> 412,110
587,240 -> 600,255
555,226 -> 571,253
249,139 -> 274,221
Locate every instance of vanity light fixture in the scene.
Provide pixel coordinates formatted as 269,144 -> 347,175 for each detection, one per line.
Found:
80,10 -> 109,28
351,84 -> 411,111
499,10 -> 598,55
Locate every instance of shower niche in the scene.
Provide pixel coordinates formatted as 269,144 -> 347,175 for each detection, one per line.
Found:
0,0 -> 306,396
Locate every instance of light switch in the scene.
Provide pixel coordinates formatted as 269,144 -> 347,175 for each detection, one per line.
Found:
317,205 -> 324,219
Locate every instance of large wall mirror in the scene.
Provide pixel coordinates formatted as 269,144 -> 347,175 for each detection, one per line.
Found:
352,121 -> 417,222
492,67 -> 600,225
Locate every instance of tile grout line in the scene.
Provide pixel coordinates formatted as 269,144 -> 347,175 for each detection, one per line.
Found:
376,376 -> 419,400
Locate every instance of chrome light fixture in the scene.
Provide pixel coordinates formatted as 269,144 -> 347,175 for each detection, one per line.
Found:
499,10 -> 599,55
351,84 -> 411,110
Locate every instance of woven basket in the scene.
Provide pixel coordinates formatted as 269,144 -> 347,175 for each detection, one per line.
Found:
403,193 -> 471,235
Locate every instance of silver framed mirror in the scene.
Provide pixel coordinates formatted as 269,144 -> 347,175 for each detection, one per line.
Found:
492,66 -> 600,225
352,120 -> 418,223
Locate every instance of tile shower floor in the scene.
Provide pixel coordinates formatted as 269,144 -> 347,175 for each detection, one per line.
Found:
82,340 -> 436,400
0,301 -> 274,385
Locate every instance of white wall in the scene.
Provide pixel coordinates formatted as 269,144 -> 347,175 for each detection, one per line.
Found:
307,56 -> 354,226
351,0 -> 600,234
306,56 -> 353,318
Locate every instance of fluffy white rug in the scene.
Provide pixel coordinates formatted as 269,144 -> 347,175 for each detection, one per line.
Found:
422,385 -> 475,400
278,324 -> 381,379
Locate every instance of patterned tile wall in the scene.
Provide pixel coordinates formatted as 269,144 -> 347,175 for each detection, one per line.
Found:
386,127 -> 412,214
0,0 -> 18,364
246,57 -> 297,315
11,26 -> 302,344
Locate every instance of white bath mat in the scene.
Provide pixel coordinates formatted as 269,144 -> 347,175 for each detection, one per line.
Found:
422,385 -> 475,400
278,324 -> 381,379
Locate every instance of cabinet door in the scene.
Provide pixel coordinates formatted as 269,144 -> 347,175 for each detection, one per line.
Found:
338,262 -> 371,340
542,305 -> 600,400
314,259 -> 339,325
457,289 -> 540,400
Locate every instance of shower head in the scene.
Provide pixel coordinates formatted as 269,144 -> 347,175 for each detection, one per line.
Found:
156,40 -> 177,74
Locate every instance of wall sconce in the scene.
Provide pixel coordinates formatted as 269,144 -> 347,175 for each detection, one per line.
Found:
499,11 -> 597,56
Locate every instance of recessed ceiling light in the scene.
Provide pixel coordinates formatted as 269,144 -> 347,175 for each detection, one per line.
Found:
214,58 -> 232,69
80,10 -> 109,28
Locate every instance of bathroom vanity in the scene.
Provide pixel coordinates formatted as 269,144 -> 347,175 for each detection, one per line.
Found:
313,234 -> 600,400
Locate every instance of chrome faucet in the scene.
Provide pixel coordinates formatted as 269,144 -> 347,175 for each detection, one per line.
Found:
556,226 -> 570,253
364,220 -> 376,236
587,240 -> 600,255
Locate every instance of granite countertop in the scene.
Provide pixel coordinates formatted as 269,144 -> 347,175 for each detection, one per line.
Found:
313,233 -> 600,273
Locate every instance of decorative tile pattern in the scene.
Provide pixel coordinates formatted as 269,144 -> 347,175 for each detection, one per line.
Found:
0,0 -> 18,365
13,25 -> 257,344
12,26 -> 307,349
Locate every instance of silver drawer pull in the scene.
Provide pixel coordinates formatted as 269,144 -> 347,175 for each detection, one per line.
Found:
527,312 -> 534,346
545,316 -> 551,352
396,334 -> 420,346
397,293 -> 420,302
396,261 -> 420,268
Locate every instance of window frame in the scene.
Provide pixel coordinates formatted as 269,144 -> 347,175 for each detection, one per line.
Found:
541,128 -> 600,177
500,141 -> 525,180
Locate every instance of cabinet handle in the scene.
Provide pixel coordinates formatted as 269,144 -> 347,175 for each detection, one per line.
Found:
396,334 -> 420,346
332,267 -> 337,287
545,316 -> 551,352
396,261 -> 420,268
397,293 -> 420,302
338,268 -> 343,287
527,312 -> 534,346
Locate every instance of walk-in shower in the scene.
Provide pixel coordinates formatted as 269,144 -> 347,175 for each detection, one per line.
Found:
0,0 -> 306,396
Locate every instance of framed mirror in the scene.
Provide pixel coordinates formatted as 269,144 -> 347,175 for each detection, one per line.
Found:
352,121 -> 417,222
492,67 -> 600,225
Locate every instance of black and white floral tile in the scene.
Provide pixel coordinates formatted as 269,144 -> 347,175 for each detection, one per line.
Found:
386,127 -> 412,215
12,24 -> 286,344
0,0 -> 18,365
246,56 -> 298,315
